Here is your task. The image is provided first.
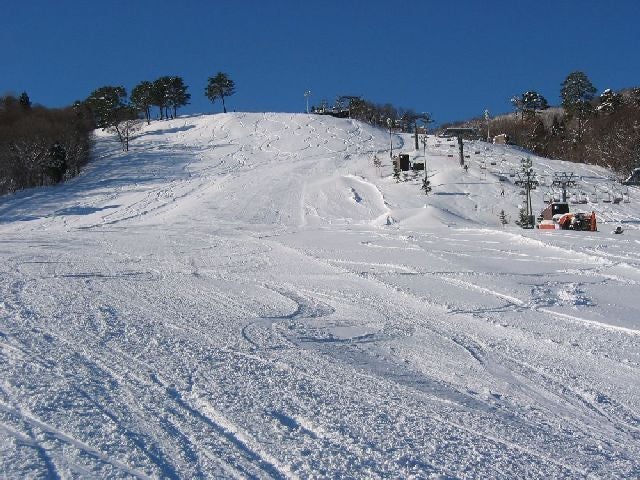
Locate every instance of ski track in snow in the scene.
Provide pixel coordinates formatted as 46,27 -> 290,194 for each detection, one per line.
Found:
1,113 -> 640,478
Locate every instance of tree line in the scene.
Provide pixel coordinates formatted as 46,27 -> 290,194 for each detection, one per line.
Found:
313,96 -> 432,133
446,71 -> 640,175
83,72 -> 236,152
0,93 -> 93,195
0,72 -> 237,195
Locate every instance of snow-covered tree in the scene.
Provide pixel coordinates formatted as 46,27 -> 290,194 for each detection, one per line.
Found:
45,142 -> 67,182
628,87 -> 640,106
108,115 -> 142,152
373,155 -> 382,177
511,91 -> 548,120
498,209 -> 509,226
85,86 -> 138,151
596,88 -> 621,115
516,207 -> 529,227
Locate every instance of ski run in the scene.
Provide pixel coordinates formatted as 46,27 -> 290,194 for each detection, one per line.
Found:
1,112 -> 639,479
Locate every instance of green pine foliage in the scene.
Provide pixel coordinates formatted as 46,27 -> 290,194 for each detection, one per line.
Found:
151,77 -> 171,120
84,86 -> 129,129
18,92 -> 31,110
511,91 -> 549,120
498,209 -> 509,225
205,72 -> 236,113
166,77 -> 191,118
131,81 -> 154,124
560,71 -> 596,142
516,207 -> 529,227
84,86 -> 138,151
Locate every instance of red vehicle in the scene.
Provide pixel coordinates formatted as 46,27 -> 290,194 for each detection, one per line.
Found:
537,202 -> 597,231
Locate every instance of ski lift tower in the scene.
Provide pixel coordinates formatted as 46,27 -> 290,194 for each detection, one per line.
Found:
552,172 -> 578,202
439,127 -> 477,167
413,112 -> 432,150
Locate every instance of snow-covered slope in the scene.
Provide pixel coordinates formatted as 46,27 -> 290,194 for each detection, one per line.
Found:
1,113 -> 639,478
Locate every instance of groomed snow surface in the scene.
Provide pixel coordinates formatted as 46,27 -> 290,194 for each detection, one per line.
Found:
1,113 -> 639,479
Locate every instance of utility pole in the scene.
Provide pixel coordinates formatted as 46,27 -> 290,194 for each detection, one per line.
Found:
304,90 -> 312,114
484,109 -> 490,142
414,112 -> 431,150
387,117 -> 393,158
458,136 -> 464,167
421,134 -> 428,188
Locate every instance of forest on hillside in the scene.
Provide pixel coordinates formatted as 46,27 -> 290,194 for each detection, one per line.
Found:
0,94 -> 93,196
443,72 -> 640,176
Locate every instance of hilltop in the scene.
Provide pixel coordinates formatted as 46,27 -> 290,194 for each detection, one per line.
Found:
1,113 -> 639,478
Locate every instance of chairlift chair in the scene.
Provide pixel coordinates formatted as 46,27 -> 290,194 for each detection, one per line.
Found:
578,192 -> 588,204
602,191 -> 612,203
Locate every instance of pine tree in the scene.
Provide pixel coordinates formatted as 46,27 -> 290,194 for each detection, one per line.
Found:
84,86 -> 138,151
151,76 -> 174,120
373,155 -> 382,177
131,81 -> 154,124
205,72 -> 235,113
45,142 -> 67,183
85,86 -> 129,129
512,91 -> 548,120
596,88 -> 621,115
498,209 -> 509,226
19,92 -> 31,110
516,207 -> 529,227
560,71 -> 596,143
166,76 -> 191,118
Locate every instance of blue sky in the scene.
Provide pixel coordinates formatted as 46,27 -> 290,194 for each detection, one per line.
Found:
2,0 -> 639,124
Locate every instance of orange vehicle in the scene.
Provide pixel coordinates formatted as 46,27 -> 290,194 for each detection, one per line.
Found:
537,202 -> 597,231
